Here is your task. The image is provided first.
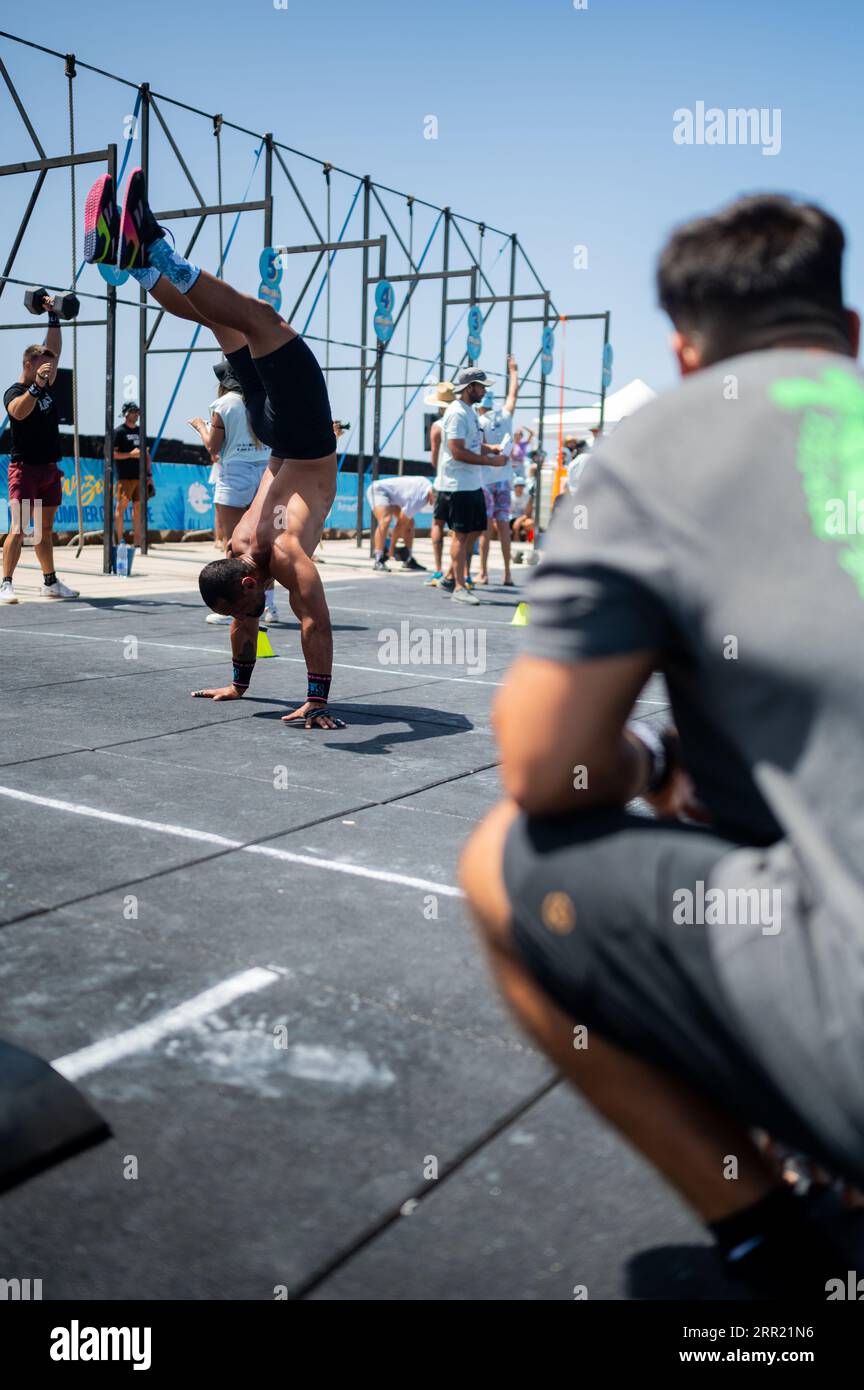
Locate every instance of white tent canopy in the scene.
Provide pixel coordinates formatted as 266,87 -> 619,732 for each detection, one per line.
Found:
532,378 -> 656,443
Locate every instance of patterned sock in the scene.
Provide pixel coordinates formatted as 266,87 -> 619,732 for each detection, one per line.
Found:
128,266 -> 162,291
43,571 -> 57,587
146,238 -> 201,294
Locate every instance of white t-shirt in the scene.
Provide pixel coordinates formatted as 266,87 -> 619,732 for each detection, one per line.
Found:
567,451 -> 590,494
209,392 -> 271,468
437,399 -> 485,493
368,475 -> 433,517
509,488 -> 530,520
430,418 -> 446,489
478,408 -> 513,487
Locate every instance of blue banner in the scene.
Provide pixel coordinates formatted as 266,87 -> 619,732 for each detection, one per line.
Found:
0,455 -> 216,533
1,454 -> 380,534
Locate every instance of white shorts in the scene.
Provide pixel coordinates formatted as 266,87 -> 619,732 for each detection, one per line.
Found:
367,483 -> 398,513
214,458 -> 267,509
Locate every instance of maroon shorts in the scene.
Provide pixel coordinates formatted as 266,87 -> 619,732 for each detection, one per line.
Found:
8,461 -> 63,508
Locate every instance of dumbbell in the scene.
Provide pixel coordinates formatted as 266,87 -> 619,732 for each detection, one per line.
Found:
24,287 -> 80,320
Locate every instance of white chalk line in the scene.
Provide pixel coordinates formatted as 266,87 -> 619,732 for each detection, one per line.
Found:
52,966 -> 279,1081
329,601 -> 522,628
0,785 -> 465,899
0,627 -> 507,687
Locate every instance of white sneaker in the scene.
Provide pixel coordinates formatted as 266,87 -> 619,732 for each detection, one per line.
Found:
0,580 -> 17,605
452,586 -> 480,606
43,578 -> 79,599
205,612 -> 232,625
262,604 -> 279,625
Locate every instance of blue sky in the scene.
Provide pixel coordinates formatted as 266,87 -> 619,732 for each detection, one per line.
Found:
0,1 -> 860,455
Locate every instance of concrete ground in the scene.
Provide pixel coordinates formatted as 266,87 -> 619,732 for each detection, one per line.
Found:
0,537 -> 736,1300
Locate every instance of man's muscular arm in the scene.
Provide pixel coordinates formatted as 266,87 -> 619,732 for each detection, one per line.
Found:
280,546 -> 332,679
274,544 -> 343,728
191,616 -> 259,701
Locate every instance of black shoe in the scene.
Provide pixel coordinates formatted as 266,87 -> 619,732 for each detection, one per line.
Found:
400,556 -> 427,572
722,1188 -> 863,1300
119,168 -> 165,271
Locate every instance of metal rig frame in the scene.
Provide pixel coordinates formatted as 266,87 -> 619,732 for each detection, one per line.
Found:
0,31 -> 610,571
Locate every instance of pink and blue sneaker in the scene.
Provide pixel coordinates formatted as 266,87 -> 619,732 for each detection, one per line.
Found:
118,168 -> 165,272
83,174 -> 118,264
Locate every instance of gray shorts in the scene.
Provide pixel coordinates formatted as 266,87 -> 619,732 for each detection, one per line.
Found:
503,808 -> 864,1184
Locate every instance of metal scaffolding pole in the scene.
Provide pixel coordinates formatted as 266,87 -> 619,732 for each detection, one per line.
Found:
137,85 -> 150,556
533,293 -> 550,557
264,133 -> 273,247
506,233 -> 517,368
355,176 -> 371,545
599,310 -> 611,434
367,239 -> 388,556
102,143 -> 118,575
438,207 -> 450,382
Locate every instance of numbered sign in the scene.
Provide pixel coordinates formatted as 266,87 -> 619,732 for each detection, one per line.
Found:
602,341 -> 613,389
98,263 -> 129,287
259,247 -> 283,286
374,311 -> 395,343
258,280 -> 282,314
375,280 -> 396,315
466,304 -> 483,362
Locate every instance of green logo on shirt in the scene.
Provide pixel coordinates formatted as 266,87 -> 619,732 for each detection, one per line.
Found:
771,368 -> 864,597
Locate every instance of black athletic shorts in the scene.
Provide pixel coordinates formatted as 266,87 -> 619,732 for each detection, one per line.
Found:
226,338 -> 336,460
503,808 -> 859,1176
433,488 -> 486,534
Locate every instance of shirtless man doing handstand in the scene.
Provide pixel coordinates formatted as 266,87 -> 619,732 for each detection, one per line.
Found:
84,167 -> 343,728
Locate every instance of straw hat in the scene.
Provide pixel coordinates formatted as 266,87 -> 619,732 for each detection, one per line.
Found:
423,380 -> 456,407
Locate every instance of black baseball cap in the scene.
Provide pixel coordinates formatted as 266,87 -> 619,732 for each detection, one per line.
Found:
213,359 -> 244,395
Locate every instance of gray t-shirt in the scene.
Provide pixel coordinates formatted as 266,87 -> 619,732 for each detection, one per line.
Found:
525,347 -> 864,868
527,346 -> 864,1154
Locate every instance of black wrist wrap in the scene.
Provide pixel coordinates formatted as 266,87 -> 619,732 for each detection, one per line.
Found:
232,658 -> 256,690
307,672 -> 331,705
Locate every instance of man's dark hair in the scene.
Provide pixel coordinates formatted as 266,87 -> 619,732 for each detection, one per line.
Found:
657,194 -> 850,362
199,556 -> 247,610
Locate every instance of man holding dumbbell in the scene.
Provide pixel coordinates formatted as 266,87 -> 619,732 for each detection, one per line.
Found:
1,293 -> 79,604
